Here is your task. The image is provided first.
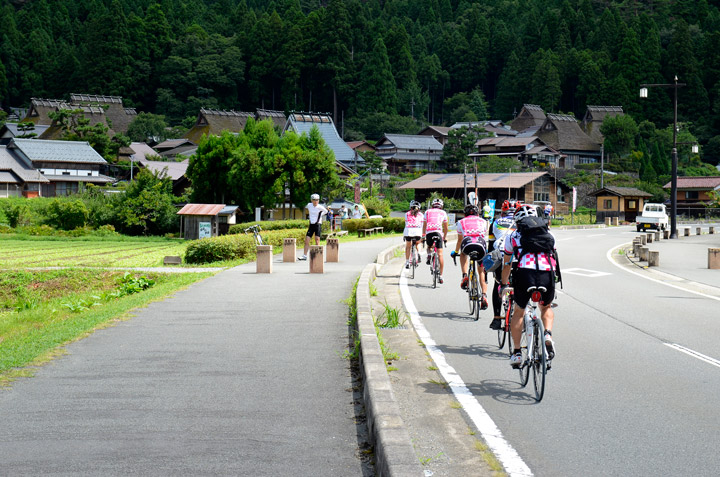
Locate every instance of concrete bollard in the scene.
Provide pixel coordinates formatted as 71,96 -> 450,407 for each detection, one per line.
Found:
710,226 -> 715,234
256,245 -> 273,273
283,238 -> 297,262
654,231 -> 661,241
633,243 -> 641,257
709,248 -> 720,269
663,229 -> 670,239
309,245 -> 324,273
697,227 -> 702,236
639,247 -> 649,261
326,238 -> 339,262
613,217 -> 619,226
605,217 -> 612,226
640,234 -> 647,245
684,227 -> 690,237
648,250 -> 660,267
646,233 -> 654,243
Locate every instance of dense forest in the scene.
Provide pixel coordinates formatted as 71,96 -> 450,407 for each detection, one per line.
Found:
3,0 -> 720,166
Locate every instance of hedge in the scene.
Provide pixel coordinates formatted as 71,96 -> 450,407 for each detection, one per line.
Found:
228,219 -> 308,234
342,217 -> 404,233
185,228 -> 308,264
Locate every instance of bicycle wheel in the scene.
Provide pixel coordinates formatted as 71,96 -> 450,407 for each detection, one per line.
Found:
519,315 -> 530,387
431,253 -> 438,289
501,296 -> 514,353
467,268 -> 476,315
471,266 -> 480,322
410,249 -> 416,280
532,316 -> 547,402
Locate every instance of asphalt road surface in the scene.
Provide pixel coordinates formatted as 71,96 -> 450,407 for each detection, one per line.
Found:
403,226 -> 720,477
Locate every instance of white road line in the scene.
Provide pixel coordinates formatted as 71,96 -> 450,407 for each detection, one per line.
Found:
606,243 -> 720,303
664,343 -> 720,369
399,271 -> 533,477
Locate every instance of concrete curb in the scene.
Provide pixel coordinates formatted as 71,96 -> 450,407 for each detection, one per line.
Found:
356,243 -> 424,477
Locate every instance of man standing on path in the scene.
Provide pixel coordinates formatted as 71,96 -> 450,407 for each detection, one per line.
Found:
352,205 -> 363,219
299,193 -> 327,261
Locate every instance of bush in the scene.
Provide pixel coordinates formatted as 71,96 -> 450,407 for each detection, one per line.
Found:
343,217 -> 404,233
45,199 -> 89,230
185,228 -> 309,264
362,196 -> 391,216
229,219 -> 308,234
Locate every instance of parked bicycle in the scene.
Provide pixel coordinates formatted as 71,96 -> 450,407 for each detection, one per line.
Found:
244,225 -> 265,246
515,286 -> 549,402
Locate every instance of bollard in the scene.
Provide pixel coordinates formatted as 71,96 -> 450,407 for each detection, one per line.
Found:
709,248 -> 720,269
283,238 -> 297,262
326,238 -> 339,262
684,228 -> 690,237
309,245 -> 324,273
663,229 -> 670,239
605,217 -> 611,226
646,233 -> 654,243
613,217 -> 619,226
639,246 -> 649,261
633,243 -> 641,257
640,234 -> 647,245
256,245 -> 273,273
710,226 -> 715,234
697,227 -> 702,236
654,231 -> 661,241
648,250 -> 660,267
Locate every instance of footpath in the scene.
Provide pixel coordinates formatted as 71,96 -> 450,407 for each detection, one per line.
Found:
0,236 -> 400,476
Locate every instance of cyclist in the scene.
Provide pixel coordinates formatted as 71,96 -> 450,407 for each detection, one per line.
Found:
298,193 -> 327,261
488,199 -> 521,330
452,203 -> 489,309
544,202 -> 553,226
500,204 -> 556,368
422,198 -> 449,284
482,200 -> 494,221
403,200 -> 425,269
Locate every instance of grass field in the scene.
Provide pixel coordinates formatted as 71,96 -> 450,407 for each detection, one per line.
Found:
0,236 -> 189,268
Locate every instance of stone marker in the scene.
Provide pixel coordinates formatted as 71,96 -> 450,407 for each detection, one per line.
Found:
309,245 -> 324,273
648,250 -> 660,267
283,238 -> 297,262
640,234 -> 647,245
256,245 -> 273,273
326,238 -> 339,262
163,255 -> 182,265
710,226 -> 715,234
612,217 -> 619,226
646,233 -> 654,243
663,229 -> 670,239
697,227 -> 702,235
709,248 -> 720,269
684,228 -> 690,237
633,243 -> 641,257
654,231 -> 661,241
639,246 -> 649,261
605,217 -> 612,226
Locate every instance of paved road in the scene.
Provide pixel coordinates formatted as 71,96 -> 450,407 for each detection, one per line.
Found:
402,226 -> 720,476
0,236 -> 401,476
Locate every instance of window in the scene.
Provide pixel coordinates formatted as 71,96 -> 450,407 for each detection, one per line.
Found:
628,200 -> 636,209
685,191 -> 699,200
533,175 -> 550,202
557,185 -> 565,203
603,199 -> 613,209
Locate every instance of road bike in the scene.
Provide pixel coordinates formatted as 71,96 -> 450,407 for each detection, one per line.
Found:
516,286 -> 548,402
498,285 -> 514,351
452,250 -> 483,321
408,238 -> 421,279
427,238 -> 443,288
244,225 -> 265,246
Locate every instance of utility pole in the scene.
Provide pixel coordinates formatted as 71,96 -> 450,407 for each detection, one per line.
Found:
600,142 -> 604,189
410,98 -> 415,120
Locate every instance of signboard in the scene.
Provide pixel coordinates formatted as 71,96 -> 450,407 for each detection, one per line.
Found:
198,222 -> 211,239
354,182 -> 361,203
572,187 -> 577,212
487,199 -> 496,214
448,213 -> 456,225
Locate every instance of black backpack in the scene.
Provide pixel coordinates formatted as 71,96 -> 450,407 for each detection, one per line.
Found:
515,216 -> 556,265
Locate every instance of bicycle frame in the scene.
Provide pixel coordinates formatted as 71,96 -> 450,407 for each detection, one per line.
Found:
244,225 -> 264,246
520,288 -> 547,401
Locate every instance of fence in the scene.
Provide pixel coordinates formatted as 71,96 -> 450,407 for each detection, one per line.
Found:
676,207 -> 720,221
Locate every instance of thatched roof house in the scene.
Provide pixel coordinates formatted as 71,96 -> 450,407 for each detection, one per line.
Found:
183,108 -> 254,144
23,98 -> 70,125
510,104 -> 546,133
581,106 -> 623,144
69,94 -> 136,134
256,109 -> 286,129
535,113 -> 601,168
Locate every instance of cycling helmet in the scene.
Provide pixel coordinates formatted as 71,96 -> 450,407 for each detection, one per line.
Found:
310,193 -> 320,200
501,198 -> 521,213
513,204 -> 538,221
431,198 -> 444,209
464,204 -> 479,216
409,200 -> 421,210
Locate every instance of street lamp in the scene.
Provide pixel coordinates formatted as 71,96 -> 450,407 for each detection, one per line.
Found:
640,75 -> 685,239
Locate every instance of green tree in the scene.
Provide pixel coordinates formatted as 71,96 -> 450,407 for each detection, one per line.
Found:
48,108 -> 130,161
441,126 -> 489,172
117,169 -> 178,236
187,130 -> 241,204
475,155 -> 524,173
357,37 -> 397,114
126,113 -> 169,143
600,114 -> 639,160
45,199 -> 89,230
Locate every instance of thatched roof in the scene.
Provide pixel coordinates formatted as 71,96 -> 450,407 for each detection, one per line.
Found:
510,104 -> 546,133
23,98 -> 70,125
536,114 -> 600,153
69,93 -> 134,134
582,106 -> 623,144
256,109 -> 286,129
184,108 -> 253,144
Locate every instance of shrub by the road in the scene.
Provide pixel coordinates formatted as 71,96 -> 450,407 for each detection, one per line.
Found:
185,228 -> 308,264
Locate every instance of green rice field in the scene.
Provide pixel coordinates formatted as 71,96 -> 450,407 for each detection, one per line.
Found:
0,237 -> 189,268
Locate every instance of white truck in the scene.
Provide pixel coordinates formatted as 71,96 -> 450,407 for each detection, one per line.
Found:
636,203 -> 669,232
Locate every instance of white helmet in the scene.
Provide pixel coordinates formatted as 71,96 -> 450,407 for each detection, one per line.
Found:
431,198 -> 444,209
310,193 -> 320,200
514,204 -> 538,221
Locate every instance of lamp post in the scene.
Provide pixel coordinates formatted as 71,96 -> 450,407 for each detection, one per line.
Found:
640,76 -> 685,239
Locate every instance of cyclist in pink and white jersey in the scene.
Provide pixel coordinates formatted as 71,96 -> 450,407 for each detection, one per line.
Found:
403,200 -> 425,269
453,204 -> 489,309
422,198 -> 449,284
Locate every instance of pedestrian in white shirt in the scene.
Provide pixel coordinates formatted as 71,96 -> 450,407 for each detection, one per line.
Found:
352,205 -> 362,219
299,193 -> 327,261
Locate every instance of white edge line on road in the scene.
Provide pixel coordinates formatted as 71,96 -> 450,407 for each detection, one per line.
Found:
399,271 -> 533,477
605,243 -> 720,303
664,343 -> 720,369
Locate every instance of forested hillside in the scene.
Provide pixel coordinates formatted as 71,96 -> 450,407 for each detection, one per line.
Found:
2,0 -> 720,162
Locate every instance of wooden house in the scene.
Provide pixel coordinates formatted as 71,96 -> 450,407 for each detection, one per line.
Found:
581,106 -> 624,145
183,108 -> 253,144
375,134 -> 443,173
177,203 -> 226,240
137,159 -> 190,196
0,122 -> 50,144
535,113 -> 601,168
69,94 -> 136,134
418,126 -> 452,146
0,144 -> 49,198
588,186 -> 652,223
22,98 -> 70,126
471,136 -> 563,168
510,104 -> 547,134
662,176 -> 720,215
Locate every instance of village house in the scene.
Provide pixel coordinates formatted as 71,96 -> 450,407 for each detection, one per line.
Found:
284,112 -> 362,169
534,113 -> 601,168
0,143 -> 48,198
510,104 -> 547,134
581,106 -> 624,145
663,176 -> 720,216
588,186 -> 652,223
374,134 -> 443,173
471,136 -> 563,168
183,108 -> 254,144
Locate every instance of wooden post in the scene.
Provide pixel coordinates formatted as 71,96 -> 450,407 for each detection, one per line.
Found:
326,238 -> 339,262
309,245 -> 324,273
256,245 -> 273,273
639,247 -> 649,261
283,238 -> 297,262
663,229 -> 670,239
648,250 -> 660,267
709,248 -> 720,269
633,243 -> 641,257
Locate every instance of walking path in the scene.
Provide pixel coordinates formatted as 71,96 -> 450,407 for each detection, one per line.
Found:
0,236 -> 400,476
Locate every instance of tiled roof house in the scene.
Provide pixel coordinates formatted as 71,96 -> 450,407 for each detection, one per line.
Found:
662,176 -> 720,207
0,144 -> 49,198
284,112 -> 362,168
374,134 -> 443,173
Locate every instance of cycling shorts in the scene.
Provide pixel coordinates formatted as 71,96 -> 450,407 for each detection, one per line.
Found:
425,231 -> 444,249
460,236 -> 486,260
512,267 -> 555,309
404,236 -> 422,242
306,223 -> 322,238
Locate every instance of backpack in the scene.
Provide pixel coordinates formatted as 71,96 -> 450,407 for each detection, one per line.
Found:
515,216 -> 555,264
